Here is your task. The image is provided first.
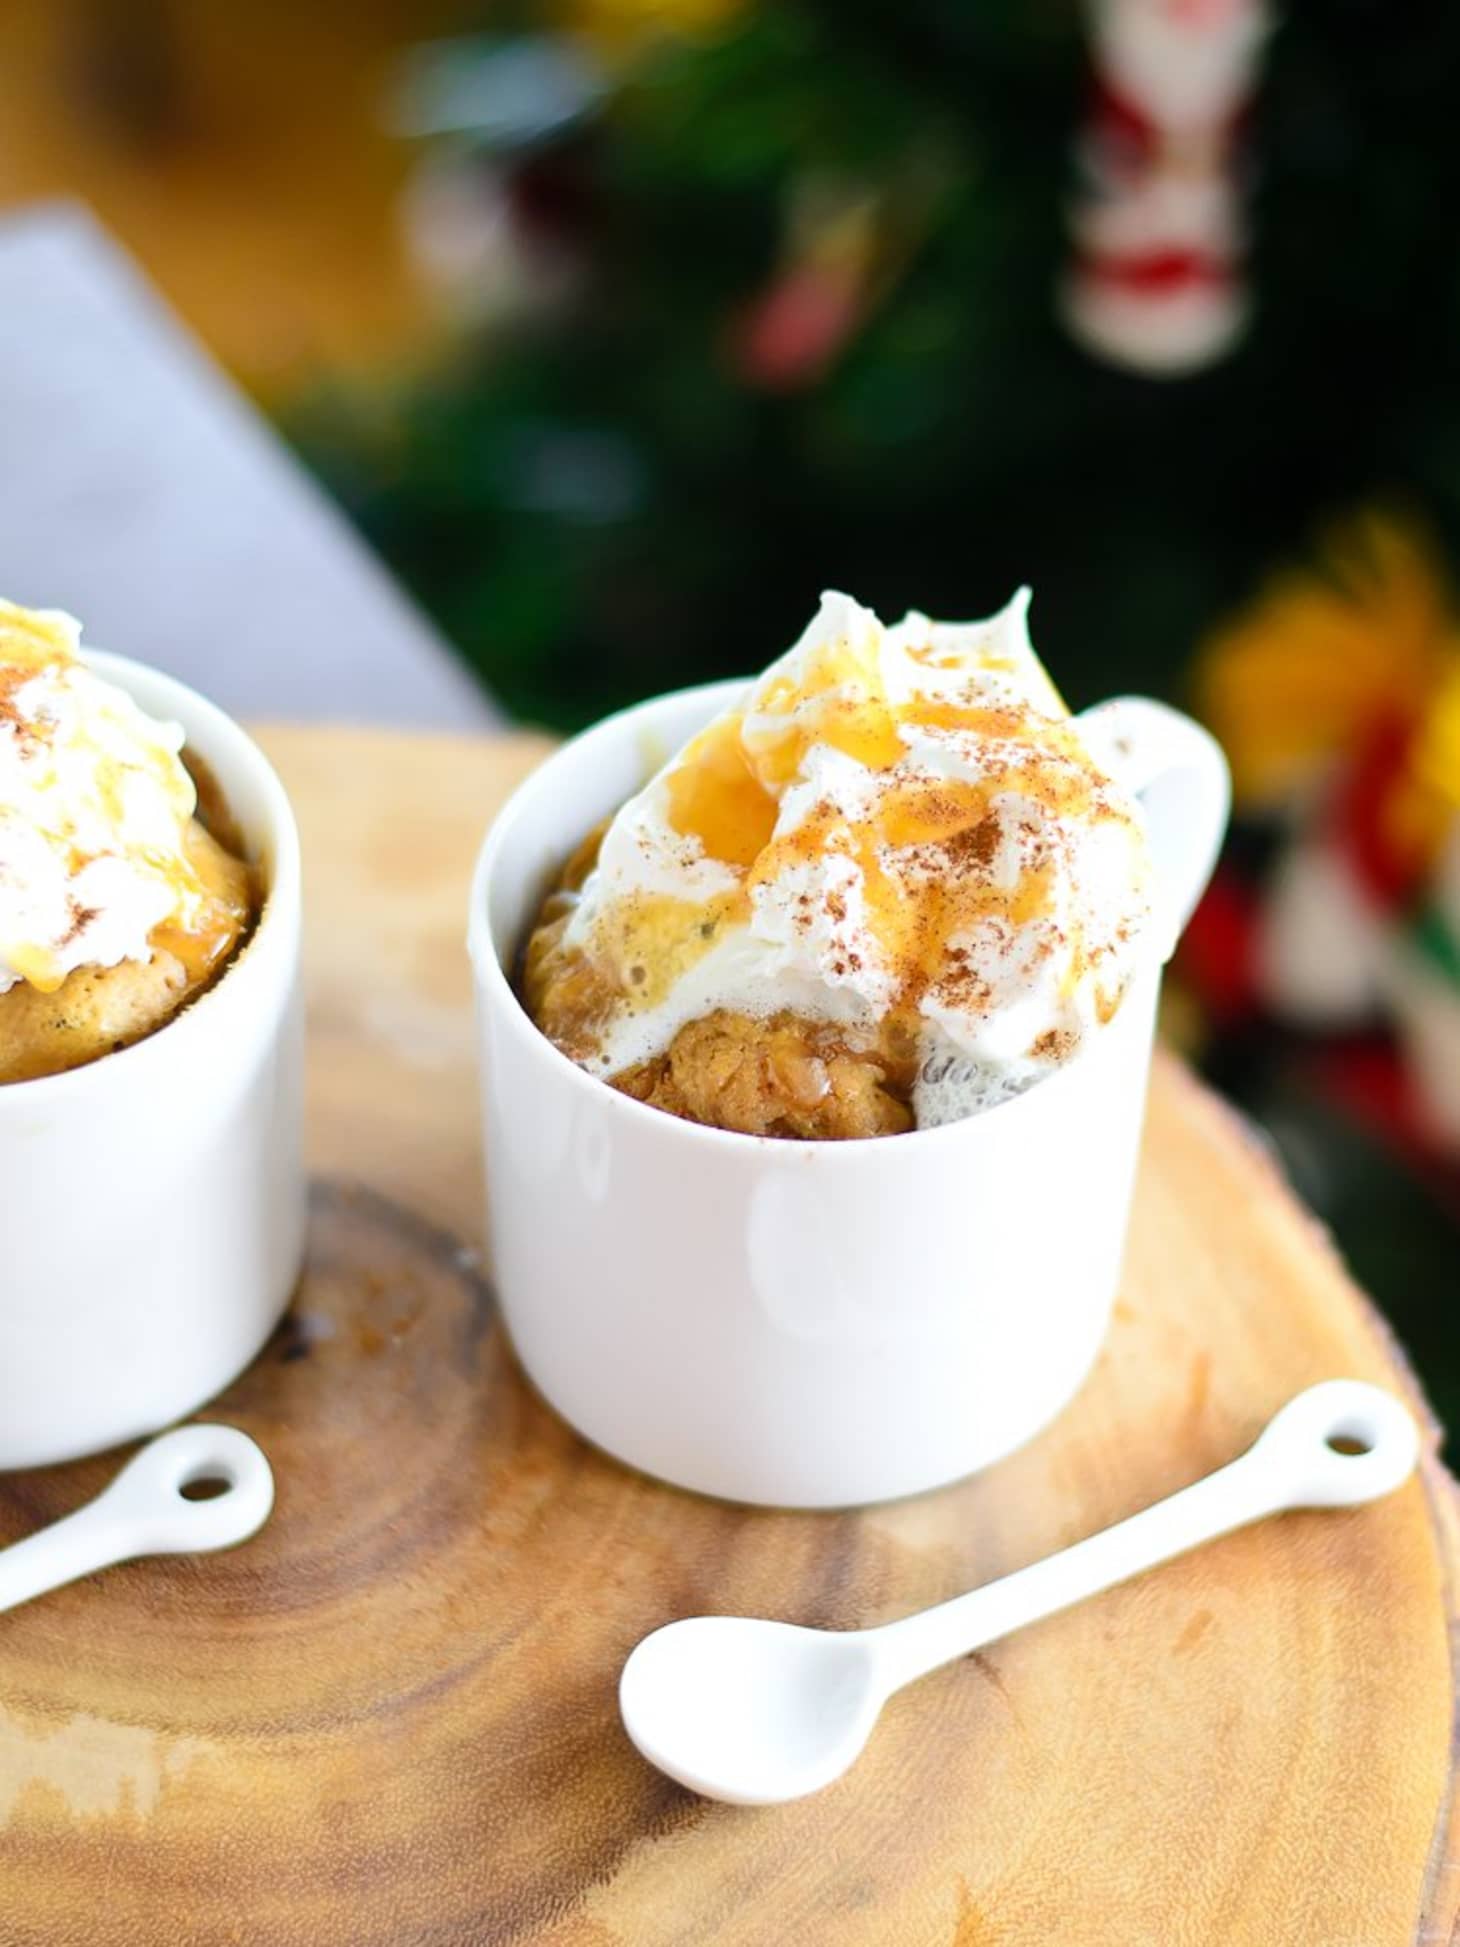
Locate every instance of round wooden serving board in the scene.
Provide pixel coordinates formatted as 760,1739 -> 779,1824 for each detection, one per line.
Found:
2,727 -> 1458,1947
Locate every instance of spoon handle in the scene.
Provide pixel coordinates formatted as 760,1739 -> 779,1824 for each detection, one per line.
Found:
0,1505 -> 136,1615
870,1380 -> 1418,1693
0,1425 -> 274,1615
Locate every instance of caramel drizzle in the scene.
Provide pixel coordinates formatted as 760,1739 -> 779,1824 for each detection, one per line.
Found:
650,661 -> 1129,1026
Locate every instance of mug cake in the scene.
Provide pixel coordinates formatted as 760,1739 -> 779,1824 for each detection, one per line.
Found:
523,590 -> 1156,1137
470,599 -> 1229,1502
0,599 -> 259,1083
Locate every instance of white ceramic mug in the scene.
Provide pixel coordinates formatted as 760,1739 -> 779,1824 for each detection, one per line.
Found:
470,681 -> 1228,1508
0,653 -> 305,1470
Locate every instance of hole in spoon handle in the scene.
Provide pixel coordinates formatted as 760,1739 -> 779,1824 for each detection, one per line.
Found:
1248,1381 -> 1420,1509
101,1425 -> 275,1553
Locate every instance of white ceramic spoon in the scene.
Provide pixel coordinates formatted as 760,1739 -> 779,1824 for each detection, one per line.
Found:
620,1379 -> 1419,1805
0,1424 -> 274,1614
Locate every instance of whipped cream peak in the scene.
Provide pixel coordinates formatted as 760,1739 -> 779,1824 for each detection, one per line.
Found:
562,589 -> 1155,1121
0,597 -> 209,995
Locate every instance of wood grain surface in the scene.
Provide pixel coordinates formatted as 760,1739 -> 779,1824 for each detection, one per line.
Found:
1,726 -> 1457,1947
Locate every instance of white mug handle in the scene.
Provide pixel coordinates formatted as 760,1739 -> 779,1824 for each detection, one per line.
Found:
1077,696 -> 1231,962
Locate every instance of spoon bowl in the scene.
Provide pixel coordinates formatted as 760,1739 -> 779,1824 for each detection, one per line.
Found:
620,1617 -> 885,1806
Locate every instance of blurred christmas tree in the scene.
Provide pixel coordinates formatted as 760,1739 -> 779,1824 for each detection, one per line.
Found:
296,0 -> 1460,732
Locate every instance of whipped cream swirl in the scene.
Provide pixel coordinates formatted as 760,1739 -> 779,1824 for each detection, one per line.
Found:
0,600 -> 207,995
560,589 -> 1156,1123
